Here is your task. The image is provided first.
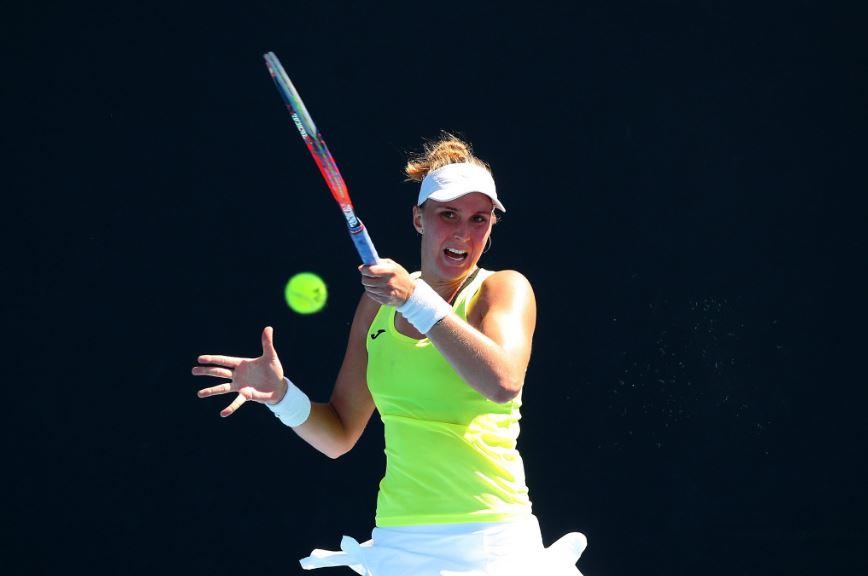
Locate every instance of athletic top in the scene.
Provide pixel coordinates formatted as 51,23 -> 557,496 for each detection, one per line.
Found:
366,268 -> 533,527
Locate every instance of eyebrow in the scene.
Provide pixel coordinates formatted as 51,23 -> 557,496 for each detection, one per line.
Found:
439,205 -> 493,214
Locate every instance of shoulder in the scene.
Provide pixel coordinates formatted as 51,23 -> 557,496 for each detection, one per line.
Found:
471,270 -> 536,322
350,292 -> 382,336
479,269 -> 535,302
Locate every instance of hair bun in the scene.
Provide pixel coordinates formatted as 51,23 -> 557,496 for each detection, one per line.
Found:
404,132 -> 489,183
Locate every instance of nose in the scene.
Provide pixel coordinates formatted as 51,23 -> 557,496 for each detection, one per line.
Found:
452,223 -> 470,241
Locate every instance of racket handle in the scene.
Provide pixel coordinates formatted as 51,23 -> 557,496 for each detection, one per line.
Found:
349,220 -> 379,265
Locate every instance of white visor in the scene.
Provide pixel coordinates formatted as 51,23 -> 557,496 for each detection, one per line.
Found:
417,162 -> 505,212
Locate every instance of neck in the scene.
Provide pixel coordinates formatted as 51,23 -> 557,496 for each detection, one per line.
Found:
421,266 -> 479,304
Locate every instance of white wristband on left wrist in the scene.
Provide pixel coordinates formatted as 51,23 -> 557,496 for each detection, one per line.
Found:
397,279 -> 452,334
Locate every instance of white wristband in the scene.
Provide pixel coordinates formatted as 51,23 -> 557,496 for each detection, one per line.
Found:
397,279 -> 452,334
266,377 -> 311,427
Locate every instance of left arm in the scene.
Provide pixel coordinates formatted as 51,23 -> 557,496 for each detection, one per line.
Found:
360,260 -> 536,403
426,271 -> 536,403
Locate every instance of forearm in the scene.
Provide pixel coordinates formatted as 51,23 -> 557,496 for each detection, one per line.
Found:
289,401 -> 352,459
426,314 -> 524,403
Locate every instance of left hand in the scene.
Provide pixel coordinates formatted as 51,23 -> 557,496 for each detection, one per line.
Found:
359,258 -> 416,307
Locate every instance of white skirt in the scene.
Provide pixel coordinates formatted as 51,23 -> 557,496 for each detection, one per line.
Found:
299,514 -> 587,576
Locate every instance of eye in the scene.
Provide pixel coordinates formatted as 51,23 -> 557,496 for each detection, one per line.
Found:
440,210 -> 456,220
472,214 -> 489,224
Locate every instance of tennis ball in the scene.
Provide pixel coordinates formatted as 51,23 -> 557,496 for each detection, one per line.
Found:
284,272 -> 328,314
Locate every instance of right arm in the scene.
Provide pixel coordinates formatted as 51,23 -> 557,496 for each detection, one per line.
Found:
192,293 -> 379,459
290,293 -> 378,458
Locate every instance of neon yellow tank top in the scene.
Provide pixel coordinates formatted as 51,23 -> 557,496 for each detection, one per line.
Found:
366,268 -> 533,527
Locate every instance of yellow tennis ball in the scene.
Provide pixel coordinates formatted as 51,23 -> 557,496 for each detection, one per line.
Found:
284,272 -> 328,314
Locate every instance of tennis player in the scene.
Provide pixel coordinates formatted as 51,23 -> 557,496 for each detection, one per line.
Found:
193,134 -> 587,575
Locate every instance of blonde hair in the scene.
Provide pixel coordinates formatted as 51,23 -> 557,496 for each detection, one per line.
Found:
404,132 -> 491,183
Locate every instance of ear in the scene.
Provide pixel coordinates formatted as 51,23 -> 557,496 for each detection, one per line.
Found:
412,205 -> 423,234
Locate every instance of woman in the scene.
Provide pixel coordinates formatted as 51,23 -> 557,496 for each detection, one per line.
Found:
192,134 -> 587,575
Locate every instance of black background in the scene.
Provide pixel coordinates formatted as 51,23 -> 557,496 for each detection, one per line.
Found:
6,2 -> 866,575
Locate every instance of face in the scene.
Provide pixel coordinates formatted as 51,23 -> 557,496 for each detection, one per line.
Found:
413,192 -> 495,280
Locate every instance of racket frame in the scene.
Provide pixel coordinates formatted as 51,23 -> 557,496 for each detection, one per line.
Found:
264,51 -> 379,265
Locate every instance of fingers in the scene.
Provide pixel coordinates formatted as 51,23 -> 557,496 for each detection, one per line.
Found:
197,354 -> 243,368
193,365 -> 234,398
197,382 -> 234,398
359,259 -> 395,277
359,267 -> 397,289
239,385 -> 272,402
220,393 -> 247,418
261,326 -> 275,358
360,275 -> 387,288
191,366 -> 233,379
358,265 -> 378,278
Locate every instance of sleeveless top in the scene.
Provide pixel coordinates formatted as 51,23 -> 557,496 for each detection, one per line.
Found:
366,268 -> 533,527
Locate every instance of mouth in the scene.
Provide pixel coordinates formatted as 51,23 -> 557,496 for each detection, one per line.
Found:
443,247 -> 469,262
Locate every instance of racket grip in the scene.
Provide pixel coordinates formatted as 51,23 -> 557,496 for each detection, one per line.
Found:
349,221 -> 379,265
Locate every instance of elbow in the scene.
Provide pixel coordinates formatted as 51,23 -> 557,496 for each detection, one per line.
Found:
490,377 -> 523,404
493,388 -> 521,404
324,436 -> 357,460
325,442 -> 351,460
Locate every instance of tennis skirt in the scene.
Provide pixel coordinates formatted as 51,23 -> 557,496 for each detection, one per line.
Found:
299,514 -> 586,575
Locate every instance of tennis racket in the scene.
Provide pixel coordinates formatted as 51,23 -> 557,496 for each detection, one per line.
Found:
263,51 -> 379,265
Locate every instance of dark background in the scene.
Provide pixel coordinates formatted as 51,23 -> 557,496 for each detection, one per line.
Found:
6,1 -> 866,575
